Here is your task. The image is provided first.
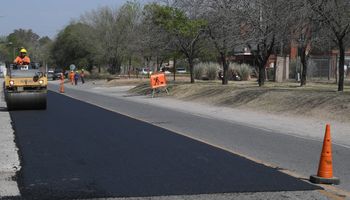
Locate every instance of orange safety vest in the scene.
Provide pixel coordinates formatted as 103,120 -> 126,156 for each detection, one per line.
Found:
69,72 -> 75,80
14,56 -> 31,65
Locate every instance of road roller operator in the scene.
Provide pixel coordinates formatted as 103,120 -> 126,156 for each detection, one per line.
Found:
14,48 -> 31,65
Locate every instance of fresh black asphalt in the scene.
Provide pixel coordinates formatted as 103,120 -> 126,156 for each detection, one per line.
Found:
9,91 -> 320,199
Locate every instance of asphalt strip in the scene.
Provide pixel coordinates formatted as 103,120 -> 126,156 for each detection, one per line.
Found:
10,91 -> 321,199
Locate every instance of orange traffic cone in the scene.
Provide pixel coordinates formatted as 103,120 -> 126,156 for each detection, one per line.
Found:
310,124 -> 340,184
59,73 -> 65,93
60,82 -> 64,93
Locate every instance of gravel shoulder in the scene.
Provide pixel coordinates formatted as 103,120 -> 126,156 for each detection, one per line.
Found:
0,78 -> 20,197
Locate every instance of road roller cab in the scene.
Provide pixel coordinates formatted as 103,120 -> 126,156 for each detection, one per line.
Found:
4,63 -> 47,110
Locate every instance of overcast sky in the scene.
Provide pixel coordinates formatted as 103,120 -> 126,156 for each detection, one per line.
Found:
0,0 -> 150,39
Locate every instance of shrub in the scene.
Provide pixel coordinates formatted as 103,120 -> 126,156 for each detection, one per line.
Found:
194,64 -> 204,80
228,63 -> 240,80
205,62 -> 220,80
228,63 -> 252,81
194,62 -> 220,80
237,64 -> 252,81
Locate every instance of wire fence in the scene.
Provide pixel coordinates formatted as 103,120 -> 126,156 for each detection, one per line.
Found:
289,55 -> 350,81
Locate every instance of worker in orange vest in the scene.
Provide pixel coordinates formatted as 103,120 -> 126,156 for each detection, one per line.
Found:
13,48 -> 31,65
69,71 -> 75,85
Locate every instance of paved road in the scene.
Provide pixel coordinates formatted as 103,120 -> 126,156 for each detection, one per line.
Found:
48,83 -> 350,193
9,91 -> 320,200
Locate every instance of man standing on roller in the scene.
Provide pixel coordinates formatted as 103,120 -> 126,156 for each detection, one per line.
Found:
14,48 -> 31,65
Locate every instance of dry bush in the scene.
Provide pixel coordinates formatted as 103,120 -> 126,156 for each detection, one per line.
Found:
195,62 -> 220,80
194,64 -> 204,80
229,63 -> 252,81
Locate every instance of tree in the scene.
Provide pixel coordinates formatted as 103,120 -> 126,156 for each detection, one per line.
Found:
204,0 -> 241,85
0,29 -> 51,64
138,3 -> 174,73
0,37 -> 12,62
306,0 -> 350,91
240,0 -> 292,86
289,1 -> 330,87
81,3 -> 143,74
120,1 -> 143,75
151,4 -> 207,83
51,23 -> 95,69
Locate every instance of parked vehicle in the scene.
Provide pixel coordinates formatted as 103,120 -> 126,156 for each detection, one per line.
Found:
160,67 -> 171,74
176,67 -> 187,73
139,68 -> 152,75
53,68 -> 63,80
47,71 -> 54,80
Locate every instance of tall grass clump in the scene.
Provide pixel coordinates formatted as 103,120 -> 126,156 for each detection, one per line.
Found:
229,63 -> 252,81
194,64 -> 204,80
205,62 -> 220,80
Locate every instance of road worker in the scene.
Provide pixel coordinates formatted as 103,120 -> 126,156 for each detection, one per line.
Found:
74,71 -> 79,85
13,48 -> 31,65
69,71 -> 75,85
80,69 -> 85,84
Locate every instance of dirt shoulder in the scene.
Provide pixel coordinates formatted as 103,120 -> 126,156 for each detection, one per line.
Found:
131,80 -> 350,123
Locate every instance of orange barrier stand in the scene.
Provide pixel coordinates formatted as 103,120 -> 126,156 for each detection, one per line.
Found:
150,73 -> 169,98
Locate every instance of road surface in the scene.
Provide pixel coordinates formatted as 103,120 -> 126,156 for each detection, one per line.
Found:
49,83 -> 350,192
8,91 -> 321,200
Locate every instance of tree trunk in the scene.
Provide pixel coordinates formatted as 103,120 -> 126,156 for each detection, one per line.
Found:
300,48 -> 308,87
109,57 -> 121,74
173,57 -> 176,82
128,57 -> 132,78
258,63 -> 265,86
189,58 -> 195,83
221,53 -> 228,85
338,40 -> 345,92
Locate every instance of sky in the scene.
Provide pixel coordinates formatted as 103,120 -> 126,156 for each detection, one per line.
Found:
0,0 -> 150,39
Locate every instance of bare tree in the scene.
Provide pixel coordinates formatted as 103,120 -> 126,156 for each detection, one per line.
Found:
240,0 -> 293,86
138,3 -> 174,73
81,3 -> 142,74
289,1 -> 317,86
204,0 -> 242,85
306,0 -> 350,91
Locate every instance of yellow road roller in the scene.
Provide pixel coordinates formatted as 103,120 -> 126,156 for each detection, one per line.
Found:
4,63 -> 47,110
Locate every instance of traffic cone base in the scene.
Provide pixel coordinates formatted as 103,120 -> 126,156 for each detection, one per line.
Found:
309,124 -> 340,185
310,175 -> 340,185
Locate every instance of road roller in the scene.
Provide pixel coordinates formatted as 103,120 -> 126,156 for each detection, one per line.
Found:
4,63 -> 47,110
